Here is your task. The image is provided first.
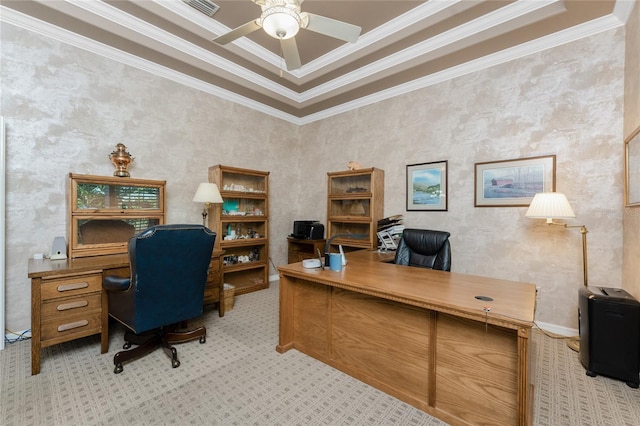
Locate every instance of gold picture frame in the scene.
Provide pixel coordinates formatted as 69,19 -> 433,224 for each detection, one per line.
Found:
474,155 -> 556,207
625,125 -> 640,207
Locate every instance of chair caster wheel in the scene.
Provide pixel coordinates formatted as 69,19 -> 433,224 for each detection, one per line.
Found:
114,364 -> 123,374
172,359 -> 180,368
199,336 -> 206,344
123,342 -> 131,350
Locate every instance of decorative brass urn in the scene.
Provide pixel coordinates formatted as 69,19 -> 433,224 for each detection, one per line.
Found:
109,143 -> 134,177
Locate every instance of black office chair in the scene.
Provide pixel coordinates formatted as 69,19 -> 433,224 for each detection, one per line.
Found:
103,224 -> 216,374
393,228 -> 451,271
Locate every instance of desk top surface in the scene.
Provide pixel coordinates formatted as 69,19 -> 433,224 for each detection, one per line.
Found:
28,249 -> 224,278
28,254 -> 130,278
278,250 -> 536,328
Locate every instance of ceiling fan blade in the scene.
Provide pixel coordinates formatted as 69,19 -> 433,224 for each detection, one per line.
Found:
303,13 -> 361,43
213,20 -> 261,45
280,38 -> 302,71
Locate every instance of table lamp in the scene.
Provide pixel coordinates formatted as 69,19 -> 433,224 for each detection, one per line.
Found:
192,182 -> 223,226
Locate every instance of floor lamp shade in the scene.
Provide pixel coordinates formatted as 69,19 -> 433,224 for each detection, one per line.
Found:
526,192 -> 576,222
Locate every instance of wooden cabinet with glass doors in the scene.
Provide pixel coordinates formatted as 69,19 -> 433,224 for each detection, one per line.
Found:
326,168 -> 384,252
68,173 -> 166,259
208,165 -> 269,295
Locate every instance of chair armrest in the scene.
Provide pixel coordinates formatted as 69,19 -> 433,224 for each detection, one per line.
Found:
103,275 -> 131,292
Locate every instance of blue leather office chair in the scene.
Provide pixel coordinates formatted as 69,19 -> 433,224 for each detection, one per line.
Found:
103,224 -> 216,374
393,228 -> 451,271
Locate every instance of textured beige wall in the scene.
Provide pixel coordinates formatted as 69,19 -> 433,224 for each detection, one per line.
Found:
0,22 -> 626,333
622,2 -> 640,300
298,29 -> 626,331
623,2 -> 640,299
0,24 -> 300,331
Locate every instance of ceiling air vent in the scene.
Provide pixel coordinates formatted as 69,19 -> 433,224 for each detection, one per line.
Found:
182,0 -> 220,17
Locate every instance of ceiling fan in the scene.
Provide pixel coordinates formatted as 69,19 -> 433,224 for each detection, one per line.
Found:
212,0 -> 362,71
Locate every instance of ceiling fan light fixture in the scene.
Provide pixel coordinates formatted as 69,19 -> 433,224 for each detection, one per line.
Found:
260,6 -> 300,39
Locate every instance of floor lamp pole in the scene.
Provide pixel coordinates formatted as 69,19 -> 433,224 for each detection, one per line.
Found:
566,224 -> 588,287
565,224 -> 588,352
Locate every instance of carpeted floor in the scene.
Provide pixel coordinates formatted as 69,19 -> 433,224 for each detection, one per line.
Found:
1,280 -> 639,425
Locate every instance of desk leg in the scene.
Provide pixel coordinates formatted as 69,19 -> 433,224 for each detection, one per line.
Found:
218,278 -> 225,317
30,277 -> 42,375
100,288 -> 109,353
517,327 -> 531,426
276,273 -> 294,353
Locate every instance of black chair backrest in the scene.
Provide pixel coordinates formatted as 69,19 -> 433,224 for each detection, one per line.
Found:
109,224 -> 216,333
394,228 -> 451,271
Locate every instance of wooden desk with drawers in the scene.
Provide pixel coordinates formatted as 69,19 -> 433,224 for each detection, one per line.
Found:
27,250 -> 223,375
277,250 -> 537,426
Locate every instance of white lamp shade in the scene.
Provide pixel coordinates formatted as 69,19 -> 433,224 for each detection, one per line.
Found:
261,7 -> 300,39
192,183 -> 223,204
525,192 -> 576,220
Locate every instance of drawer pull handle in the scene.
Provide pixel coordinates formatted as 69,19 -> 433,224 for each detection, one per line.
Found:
57,282 -> 89,292
58,320 -> 89,332
57,300 -> 89,311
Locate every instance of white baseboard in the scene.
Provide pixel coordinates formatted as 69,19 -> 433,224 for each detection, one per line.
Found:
269,274 -> 279,282
535,321 -> 578,337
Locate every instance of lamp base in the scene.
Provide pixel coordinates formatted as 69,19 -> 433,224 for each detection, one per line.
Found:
567,338 -> 580,352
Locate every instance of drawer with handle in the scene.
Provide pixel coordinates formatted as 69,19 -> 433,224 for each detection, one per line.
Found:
40,274 -> 102,301
41,292 -> 102,320
40,310 -> 102,342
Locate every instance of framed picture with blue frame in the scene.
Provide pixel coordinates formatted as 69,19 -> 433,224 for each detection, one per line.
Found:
406,160 -> 448,211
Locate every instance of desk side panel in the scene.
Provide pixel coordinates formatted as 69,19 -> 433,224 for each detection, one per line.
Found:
435,313 -> 518,426
331,288 -> 431,405
292,279 -> 330,358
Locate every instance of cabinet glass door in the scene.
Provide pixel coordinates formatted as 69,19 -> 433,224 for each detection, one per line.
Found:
75,182 -> 161,211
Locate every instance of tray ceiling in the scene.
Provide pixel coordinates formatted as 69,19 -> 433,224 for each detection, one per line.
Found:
0,1 -> 631,124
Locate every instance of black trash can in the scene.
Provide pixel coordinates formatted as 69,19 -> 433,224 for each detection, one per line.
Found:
578,286 -> 640,388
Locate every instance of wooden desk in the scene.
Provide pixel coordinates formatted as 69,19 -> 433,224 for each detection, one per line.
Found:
277,250 -> 536,426
27,250 -> 224,375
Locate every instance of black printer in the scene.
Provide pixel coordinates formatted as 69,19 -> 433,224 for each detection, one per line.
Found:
291,220 -> 324,240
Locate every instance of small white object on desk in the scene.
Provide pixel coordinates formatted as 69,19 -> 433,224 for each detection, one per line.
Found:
302,259 -> 322,269
339,245 -> 348,266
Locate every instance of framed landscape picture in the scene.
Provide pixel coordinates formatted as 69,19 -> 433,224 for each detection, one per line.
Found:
474,155 -> 556,207
406,161 -> 448,211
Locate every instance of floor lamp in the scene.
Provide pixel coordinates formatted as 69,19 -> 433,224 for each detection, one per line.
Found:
526,192 -> 588,352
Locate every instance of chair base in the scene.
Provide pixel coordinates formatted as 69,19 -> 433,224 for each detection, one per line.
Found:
113,324 -> 206,374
